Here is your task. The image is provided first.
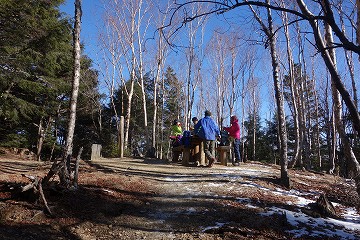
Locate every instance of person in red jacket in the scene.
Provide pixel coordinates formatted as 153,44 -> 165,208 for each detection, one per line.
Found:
223,115 -> 241,166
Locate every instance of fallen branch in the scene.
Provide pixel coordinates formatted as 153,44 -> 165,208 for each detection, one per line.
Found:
38,178 -> 52,216
21,174 -> 53,216
21,174 -> 39,193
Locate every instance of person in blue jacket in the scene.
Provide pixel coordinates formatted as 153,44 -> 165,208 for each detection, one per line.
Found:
194,110 -> 220,167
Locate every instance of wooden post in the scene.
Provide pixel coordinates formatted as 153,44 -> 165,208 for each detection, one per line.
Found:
91,144 -> 101,160
193,145 -> 200,162
119,116 -> 124,158
217,146 -> 231,166
182,148 -> 191,166
200,142 -> 206,166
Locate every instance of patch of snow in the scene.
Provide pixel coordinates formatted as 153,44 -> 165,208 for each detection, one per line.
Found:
236,197 -> 259,209
261,206 -> 360,239
246,204 -> 259,209
343,208 -> 360,223
294,173 -> 317,180
185,207 -> 197,214
202,222 -> 226,232
102,189 -> 114,194
297,180 -> 310,186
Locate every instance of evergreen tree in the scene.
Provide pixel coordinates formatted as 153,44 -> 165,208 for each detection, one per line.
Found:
0,0 -> 73,150
163,67 -> 184,128
243,113 -> 263,161
0,0 -> 100,161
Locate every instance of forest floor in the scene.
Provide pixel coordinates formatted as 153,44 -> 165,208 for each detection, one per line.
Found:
0,151 -> 360,240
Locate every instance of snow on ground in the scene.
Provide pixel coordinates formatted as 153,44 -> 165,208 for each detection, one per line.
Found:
174,164 -> 360,239
262,206 -> 360,239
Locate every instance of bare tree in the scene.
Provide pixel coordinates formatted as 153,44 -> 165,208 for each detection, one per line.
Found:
338,4 -> 359,143
183,3 -> 208,128
249,2 -> 291,187
310,58 -> 322,168
99,26 -> 122,133
135,0 -> 152,153
324,13 -> 359,180
245,76 -> 260,161
280,2 -> 300,169
43,0 -> 82,187
35,115 -> 56,162
168,0 -> 360,137
151,2 -> 177,158
207,30 -> 229,126
60,0 -> 82,185
296,0 -> 360,194
102,0 -> 150,150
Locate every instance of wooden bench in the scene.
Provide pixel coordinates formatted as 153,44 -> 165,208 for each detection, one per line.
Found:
217,145 -> 231,166
172,145 -> 184,162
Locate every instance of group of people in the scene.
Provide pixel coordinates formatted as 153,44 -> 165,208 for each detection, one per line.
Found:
170,110 -> 241,167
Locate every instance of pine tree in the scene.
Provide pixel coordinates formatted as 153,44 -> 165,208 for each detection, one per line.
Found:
0,0 -> 73,150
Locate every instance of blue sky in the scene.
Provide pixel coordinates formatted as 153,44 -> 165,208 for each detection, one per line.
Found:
60,0 -> 284,124
59,0 -> 273,123
60,1 -> 103,70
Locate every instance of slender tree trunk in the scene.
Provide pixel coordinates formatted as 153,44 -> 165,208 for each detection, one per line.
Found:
136,1 -> 150,153
297,26 -> 311,169
357,0 -> 360,47
152,32 -> 166,154
303,60 -> 311,169
153,8 -> 171,153
186,21 -> 194,128
36,118 -> 44,161
339,6 -> 359,145
161,74 -> 166,159
241,70 -> 246,162
309,57 -> 322,168
295,26 -> 305,168
330,110 -> 337,174
50,104 -> 61,161
324,19 -> 358,177
153,66 -> 159,150
346,50 -> 358,114
250,2 -> 290,187
61,0 -> 82,186
266,5 -> 290,187
281,7 -> 300,168
124,76 -> 134,150
36,116 -> 53,161
298,2 -> 360,195
252,89 -> 256,161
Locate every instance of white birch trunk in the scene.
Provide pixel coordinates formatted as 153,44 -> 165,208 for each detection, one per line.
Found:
281,6 -> 300,168
62,0 -> 82,186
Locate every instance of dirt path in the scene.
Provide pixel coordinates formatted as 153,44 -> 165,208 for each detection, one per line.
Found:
1,157 -> 359,239
83,158 -> 298,239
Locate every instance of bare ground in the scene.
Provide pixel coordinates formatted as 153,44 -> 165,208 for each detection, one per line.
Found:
0,152 -> 359,240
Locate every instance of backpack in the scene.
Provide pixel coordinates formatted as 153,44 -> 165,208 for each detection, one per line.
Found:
171,135 -> 182,147
219,130 -> 230,146
182,130 -> 191,147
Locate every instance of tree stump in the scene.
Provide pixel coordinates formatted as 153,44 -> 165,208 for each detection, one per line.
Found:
315,194 -> 337,218
303,194 -> 337,218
